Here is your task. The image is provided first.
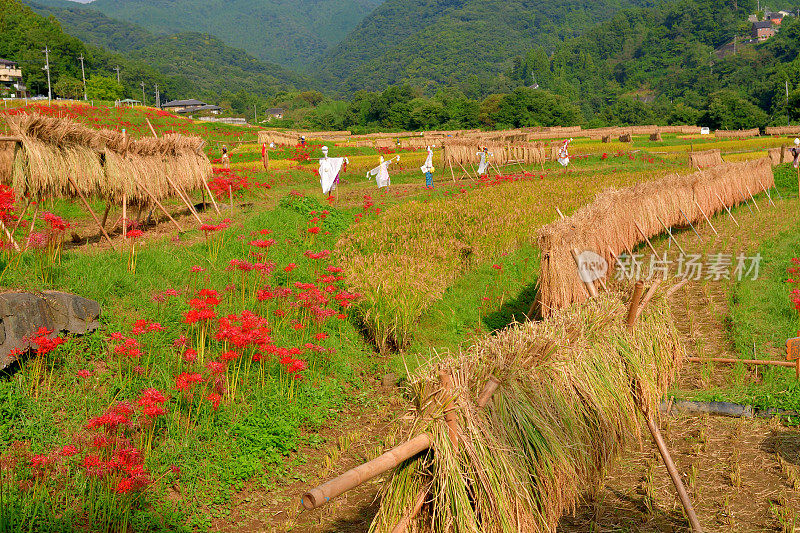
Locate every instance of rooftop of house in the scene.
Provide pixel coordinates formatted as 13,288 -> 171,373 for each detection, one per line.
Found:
266,108 -> 285,114
0,58 -> 18,68
162,99 -> 206,108
752,20 -> 773,29
175,104 -> 222,114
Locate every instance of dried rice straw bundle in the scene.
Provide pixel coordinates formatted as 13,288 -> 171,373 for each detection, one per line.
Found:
371,292 -> 683,533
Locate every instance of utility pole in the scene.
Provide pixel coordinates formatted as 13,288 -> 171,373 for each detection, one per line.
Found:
254,104 -> 257,124
78,54 -> 87,100
155,84 -> 160,108
787,79 -> 790,126
141,81 -> 146,106
43,47 -> 52,102
114,66 -> 120,84
733,34 -> 737,55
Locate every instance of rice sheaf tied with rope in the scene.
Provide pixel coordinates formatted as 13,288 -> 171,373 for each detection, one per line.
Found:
371,291 -> 684,533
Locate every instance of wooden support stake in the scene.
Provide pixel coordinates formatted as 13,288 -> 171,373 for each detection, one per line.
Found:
390,487 -> 428,533
711,190 -> 739,227
439,369 -> 459,450
555,207 -> 566,220
201,176 -> 220,215
655,213 -> 685,255
145,118 -> 159,139
0,219 -> 20,252
67,176 -> 116,251
24,208 -> 38,251
678,207 -> 702,240
626,281 -> 645,330
686,356 -> 796,368
100,203 -> 111,229
642,410 -> 704,532
164,175 -> 202,225
744,183 -> 761,213
448,158 -> 456,183
122,193 -> 127,239
476,376 -> 501,408
758,179 -> 776,207
632,218 -> 659,257
635,278 -> 663,320
135,177 -> 184,232
301,433 -> 432,510
665,278 -> 689,299
571,248 -> 598,298
691,198 -> 718,236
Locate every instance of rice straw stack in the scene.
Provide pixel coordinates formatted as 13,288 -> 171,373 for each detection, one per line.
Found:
689,149 -> 723,168
536,158 -> 773,316
370,292 -> 684,533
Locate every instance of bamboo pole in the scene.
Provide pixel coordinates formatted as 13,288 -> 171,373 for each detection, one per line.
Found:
135,177 -> 184,232
100,203 -> 111,228
164,175 -> 202,225
626,281 -> 645,330
692,197 -> 718,236
229,184 -> 234,210
636,278 -> 663,319
390,487 -> 428,533
439,369 -> 459,450
0,219 -> 20,251
678,207 -> 702,240
642,411 -> 704,533
686,356 -> 795,368
744,183 -> 761,213
201,176 -> 220,214
301,433 -> 432,510
11,198 -> 30,238
712,190 -> 739,227
67,175 -> 117,251
632,218 -> 659,257
571,248 -> 599,298
655,213 -> 685,255
758,179 -> 776,207
122,193 -> 127,239
476,376 -> 501,407
24,207 -> 38,251
448,158 -> 456,183
665,278 -> 689,298
145,118 -> 159,139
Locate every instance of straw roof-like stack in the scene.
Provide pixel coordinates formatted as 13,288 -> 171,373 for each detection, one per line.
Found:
768,147 -> 785,167
536,158 -> 773,316
370,291 -> 684,533
257,130 -> 299,146
442,140 -> 546,167
714,128 -> 759,139
765,126 -> 800,136
689,149 -> 723,168
6,113 -> 210,203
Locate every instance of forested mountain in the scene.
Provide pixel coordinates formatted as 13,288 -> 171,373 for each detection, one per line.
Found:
29,0 -> 385,68
4,0 -> 311,108
311,0 -> 662,95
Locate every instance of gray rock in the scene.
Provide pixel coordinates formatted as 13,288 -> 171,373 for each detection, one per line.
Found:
0,291 -> 101,370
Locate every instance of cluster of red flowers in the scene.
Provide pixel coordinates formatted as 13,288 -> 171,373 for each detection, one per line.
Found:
108,332 -> 142,359
184,288 -> 221,323
43,212 -> 69,232
788,258 -> 800,311
30,327 -> 66,356
200,218 -> 231,234
209,169 -> 252,198
0,185 -> 16,224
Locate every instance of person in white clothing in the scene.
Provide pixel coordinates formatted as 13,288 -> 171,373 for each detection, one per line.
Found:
367,155 -> 400,188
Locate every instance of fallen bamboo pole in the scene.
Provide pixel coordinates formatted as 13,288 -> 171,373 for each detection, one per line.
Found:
626,281 -> 645,330
636,278 -> 663,320
67,175 -> 117,251
476,376 -> 501,408
302,433 -> 432,510
642,410 -> 704,533
686,356 -> 795,368
692,198 -> 718,236
665,278 -> 690,299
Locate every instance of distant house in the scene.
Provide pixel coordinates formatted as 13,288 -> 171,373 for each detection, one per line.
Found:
265,108 -> 285,120
0,58 -> 27,98
161,99 -> 222,115
752,21 -> 775,41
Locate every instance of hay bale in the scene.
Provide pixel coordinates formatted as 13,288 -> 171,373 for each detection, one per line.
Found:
370,292 -> 684,533
601,135 -> 612,143
714,128 -> 759,139
649,132 -> 662,142
0,140 -> 15,183
768,147 -> 784,167
618,133 -> 632,143
535,158 -> 773,315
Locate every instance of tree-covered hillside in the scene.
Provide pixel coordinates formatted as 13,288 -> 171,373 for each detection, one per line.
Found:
312,0 -> 661,95
17,0 -> 313,104
30,0 -> 385,68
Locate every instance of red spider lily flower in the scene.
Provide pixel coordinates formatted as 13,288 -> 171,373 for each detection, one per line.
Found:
492,264 -> 502,270
183,348 -> 197,363
284,263 -> 297,272
30,327 -> 66,356
43,212 -> 69,232
173,335 -> 188,348
207,393 -> 221,410
60,445 -> 78,457
175,372 -> 205,391
190,265 -> 205,273
77,369 -> 92,379
314,332 -> 328,341
206,360 -> 227,375
249,239 -> 276,249
126,229 -> 144,240
221,350 -> 240,362
307,226 -> 320,234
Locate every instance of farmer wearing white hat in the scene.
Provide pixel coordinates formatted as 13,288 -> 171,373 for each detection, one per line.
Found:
792,138 -> 800,169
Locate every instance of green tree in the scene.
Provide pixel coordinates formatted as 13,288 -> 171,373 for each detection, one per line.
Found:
86,75 -> 123,101
699,90 -> 768,130
53,76 -> 84,100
